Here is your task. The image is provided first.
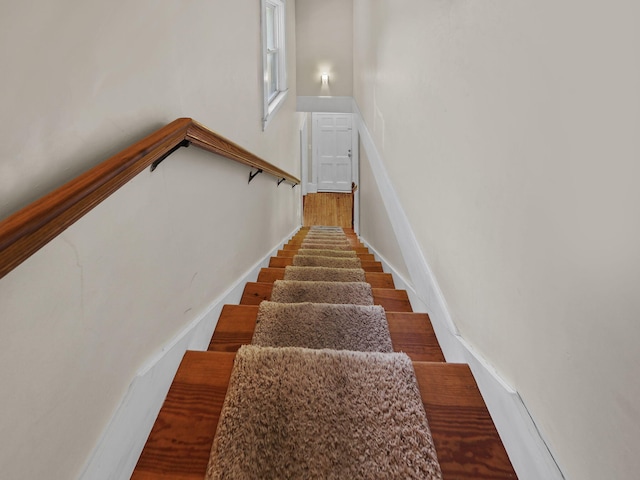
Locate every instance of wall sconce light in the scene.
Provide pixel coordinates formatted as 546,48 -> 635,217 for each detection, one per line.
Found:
321,72 -> 329,85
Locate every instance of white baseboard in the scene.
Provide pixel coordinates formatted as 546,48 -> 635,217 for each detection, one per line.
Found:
79,226 -> 300,480
362,242 -> 465,363
354,97 -> 565,480
363,240 -> 564,480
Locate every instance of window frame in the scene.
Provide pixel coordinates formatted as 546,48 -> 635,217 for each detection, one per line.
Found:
261,0 -> 288,130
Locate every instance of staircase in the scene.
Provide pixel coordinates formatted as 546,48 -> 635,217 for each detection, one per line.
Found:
131,227 -> 518,479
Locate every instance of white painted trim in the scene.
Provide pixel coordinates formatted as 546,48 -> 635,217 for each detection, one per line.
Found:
300,116 -> 309,196
353,98 -> 564,480
311,113 -> 318,190
263,90 -> 289,130
458,338 -> 566,480
79,226 -> 300,480
296,96 -> 354,113
361,240 -> 465,362
261,0 -> 288,130
352,100 -> 458,337
352,124 -> 360,234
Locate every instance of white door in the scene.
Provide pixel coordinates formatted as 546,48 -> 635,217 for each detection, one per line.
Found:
313,113 -> 352,192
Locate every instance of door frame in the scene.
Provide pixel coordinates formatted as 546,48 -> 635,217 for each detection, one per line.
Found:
351,120 -> 360,234
311,112 -> 354,193
300,115 -> 309,196
308,112 -> 359,233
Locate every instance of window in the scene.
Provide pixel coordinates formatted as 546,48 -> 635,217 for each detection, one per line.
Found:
261,0 -> 287,129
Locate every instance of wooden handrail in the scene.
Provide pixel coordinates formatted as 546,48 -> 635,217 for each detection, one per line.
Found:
0,118 -> 300,279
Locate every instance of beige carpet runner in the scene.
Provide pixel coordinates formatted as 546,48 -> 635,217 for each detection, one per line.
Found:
297,242 -> 353,250
252,301 -> 393,351
284,266 -> 366,282
310,226 -> 344,232
301,241 -> 351,249
292,255 -> 362,269
296,248 -> 357,257
302,236 -> 350,242
271,280 -> 374,305
206,346 -> 442,480
206,226 -> 443,479
304,234 -> 350,241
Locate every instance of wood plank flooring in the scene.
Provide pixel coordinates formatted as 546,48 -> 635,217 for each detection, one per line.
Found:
132,227 -> 518,480
303,192 -> 353,227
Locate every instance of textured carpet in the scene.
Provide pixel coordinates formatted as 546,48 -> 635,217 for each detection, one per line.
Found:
297,248 -> 357,258
301,240 -> 351,247
303,236 -> 349,243
298,243 -> 353,251
270,280 -> 374,305
310,226 -> 343,232
284,266 -> 366,282
252,302 -> 393,351
305,232 -> 347,240
206,346 -> 443,480
293,255 -> 362,269
304,232 -> 348,239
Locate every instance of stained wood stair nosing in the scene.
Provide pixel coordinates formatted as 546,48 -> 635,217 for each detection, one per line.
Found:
240,281 -> 413,312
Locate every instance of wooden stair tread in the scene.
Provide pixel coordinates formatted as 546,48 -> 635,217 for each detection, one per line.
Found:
276,249 -> 376,261
131,351 -> 235,480
386,312 -> 446,362
291,232 -> 358,239
269,256 -> 383,272
208,305 -> 257,353
371,288 -> 412,312
283,244 -> 370,254
208,306 -> 443,362
257,267 -> 395,288
414,362 -> 518,479
287,241 -> 365,249
240,282 -> 413,312
132,353 -> 515,480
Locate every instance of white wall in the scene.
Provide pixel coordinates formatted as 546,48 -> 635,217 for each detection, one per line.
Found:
358,141 -> 411,282
0,1 -> 301,478
295,0 -> 353,97
0,0 -> 299,219
354,1 -> 640,479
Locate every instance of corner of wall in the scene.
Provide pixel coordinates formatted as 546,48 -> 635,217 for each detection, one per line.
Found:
352,98 -> 564,480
